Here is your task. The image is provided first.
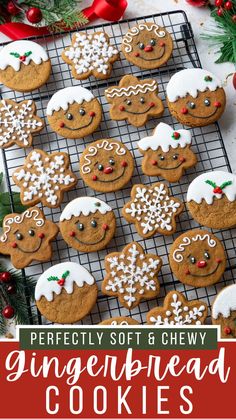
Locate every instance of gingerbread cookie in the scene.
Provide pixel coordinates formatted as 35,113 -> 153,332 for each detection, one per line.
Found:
35,262 -> 98,324
99,317 -> 140,325
122,182 -> 183,238
212,284 -> 236,338
12,149 -> 77,209
138,122 -> 197,182
0,40 -> 51,92
121,22 -> 173,69
105,75 -> 164,127
62,31 -> 119,80
146,291 -> 208,325
0,99 -> 44,149
47,86 -> 102,139
166,69 -> 226,127
80,139 -> 134,192
102,242 -> 162,310
187,171 -> 236,229
59,197 -> 116,253
169,229 -> 226,288
0,207 -> 58,269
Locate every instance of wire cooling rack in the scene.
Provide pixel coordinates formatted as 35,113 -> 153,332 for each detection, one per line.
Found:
0,11 -> 235,326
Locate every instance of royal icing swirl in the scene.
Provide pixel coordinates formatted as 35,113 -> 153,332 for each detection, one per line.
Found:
212,284 -> 236,319
122,23 -> 166,53
105,80 -> 157,98
0,40 -> 49,72
0,208 -> 44,243
172,233 -> 216,263
60,197 -> 112,221
81,139 -> 126,174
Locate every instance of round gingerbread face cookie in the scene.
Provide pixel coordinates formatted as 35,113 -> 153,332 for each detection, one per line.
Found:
105,75 -> 164,127
166,69 -> 226,127
80,139 -> 134,192
0,40 -> 51,92
59,197 -> 116,253
212,284 -> 236,339
47,86 -> 102,139
99,317 -> 140,325
121,22 -> 173,69
169,229 -> 226,288
187,171 -> 236,229
138,123 -> 197,182
35,262 -> 98,324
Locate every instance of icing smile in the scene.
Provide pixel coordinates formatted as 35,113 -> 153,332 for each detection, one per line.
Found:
72,230 -> 106,246
156,161 -> 184,170
121,104 -> 155,115
137,47 -> 165,61
62,116 -> 94,131
187,107 -> 218,119
95,167 -> 126,182
16,237 -> 43,253
187,263 -> 220,277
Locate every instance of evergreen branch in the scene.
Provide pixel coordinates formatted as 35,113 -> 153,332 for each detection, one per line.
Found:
47,276 -> 59,282
205,180 -> 217,188
62,270 -> 70,280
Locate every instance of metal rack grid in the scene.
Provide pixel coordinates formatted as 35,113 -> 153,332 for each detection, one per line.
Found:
0,10 -> 235,326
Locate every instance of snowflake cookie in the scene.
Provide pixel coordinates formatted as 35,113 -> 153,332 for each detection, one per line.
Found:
146,291 -> 207,326
101,242 -> 162,310
12,149 -> 77,208
0,99 -> 44,149
62,32 -> 119,80
122,182 -> 184,238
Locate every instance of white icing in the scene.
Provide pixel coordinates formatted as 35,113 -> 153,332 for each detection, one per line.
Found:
47,86 -> 94,116
60,197 -> 112,221
0,208 -> 44,243
125,184 -> 181,235
81,139 -> 126,174
0,99 -> 43,147
122,23 -> 166,53
14,150 -> 76,206
110,320 -> 129,325
105,243 -> 161,308
105,80 -> 157,98
212,284 -> 236,319
64,32 -> 118,76
0,40 -> 49,72
166,69 -> 222,102
172,232 -> 216,263
187,171 -> 236,205
149,292 -> 206,325
35,262 -> 94,302
138,122 -> 191,153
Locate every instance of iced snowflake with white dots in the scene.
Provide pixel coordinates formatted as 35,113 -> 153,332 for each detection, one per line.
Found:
104,243 -> 162,309
13,150 -> 76,207
0,99 -> 43,148
64,32 -> 118,76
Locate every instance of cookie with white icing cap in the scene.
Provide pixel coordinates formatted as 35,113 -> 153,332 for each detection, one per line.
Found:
61,32 -> 119,80
102,242 -> 162,310
35,262 -> 98,324
105,75 -> 164,127
169,229 -> 226,288
138,122 -> 197,182
166,69 -> 226,127
0,40 -> 51,92
187,171 -> 236,229
99,316 -> 140,325
12,149 -> 77,209
59,197 -> 116,252
121,22 -> 173,69
146,291 -> 207,326
0,207 -> 58,269
80,139 -> 134,192
122,182 -> 184,238
212,284 -> 236,338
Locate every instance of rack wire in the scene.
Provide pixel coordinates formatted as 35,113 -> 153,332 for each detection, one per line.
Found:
1,11 -> 235,326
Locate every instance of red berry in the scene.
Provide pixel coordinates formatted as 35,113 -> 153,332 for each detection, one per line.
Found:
19,55 -> 26,62
26,7 -> 43,24
215,0 -> 223,6
6,284 -> 16,294
173,131 -> 180,139
7,1 -> 20,16
224,1 -> 233,10
213,186 -> 223,194
0,272 -> 11,283
57,278 -> 65,286
232,15 -> 236,23
217,7 -> 224,16
2,305 -> 14,319
224,327 -> 232,335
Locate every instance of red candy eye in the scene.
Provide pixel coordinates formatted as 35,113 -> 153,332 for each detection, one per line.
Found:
214,101 -> 221,108
38,233 -> 45,239
89,111 -> 95,117
121,161 -> 127,167
181,107 -> 188,114
119,105 -> 125,111
11,242 -> 17,248
69,231 -> 75,237
92,175 -> 97,181
102,224 -> 109,231
224,327 -> 232,335
151,160 -> 157,166
59,122 -> 65,128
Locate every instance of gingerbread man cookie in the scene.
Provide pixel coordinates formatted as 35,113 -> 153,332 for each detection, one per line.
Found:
99,317 -> 140,325
80,139 -> 134,192
187,171 -> 236,229
0,40 -> 51,92
212,284 -> 236,339
62,31 -> 119,80
0,207 -> 58,269
166,69 -> 226,127
47,86 -> 102,139
169,229 -> 226,288
105,75 -> 164,127
122,182 -> 184,238
121,22 -> 173,69
102,242 -> 162,310
12,149 -> 77,209
146,291 -> 208,325
138,123 -> 197,182
35,262 -> 98,324
59,197 -> 116,253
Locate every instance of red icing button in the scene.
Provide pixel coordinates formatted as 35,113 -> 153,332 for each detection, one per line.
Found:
134,52 -> 140,57
102,224 -> 109,231
181,107 -> 188,114
92,175 -> 97,181
179,156 -> 186,163
151,160 -> 157,166
173,131 -> 180,139
38,233 -> 45,239
121,161 -> 127,167
224,327 -> 232,335
69,231 -> 75,237
159,41 -> 165,47
119,105 -> 125,111
149,102 -> 155,108
57,278 -> 65,286
144,45 -> 153,52
89,111 -> 95,117
197,260 -> 207,268
59,122 -> 65,128
213,186 -> 223,194
104,166 -> 113,174
11,242 -> 17,248
216,258 -> 222,264
20,55 -> 26,61
214,101 -> 221,108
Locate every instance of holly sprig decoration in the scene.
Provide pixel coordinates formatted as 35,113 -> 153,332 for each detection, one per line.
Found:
47,270 -> 70,286
205,179 -> 232,194
10,51 -> 32,58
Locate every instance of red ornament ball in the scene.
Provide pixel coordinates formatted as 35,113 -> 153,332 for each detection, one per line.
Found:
26,7 -> 43,24
2,305 -> 15,319
0,271 -> 11,283
6,284 -> 16,294
232,14 -> 236,22
215,0 -> 223,6
185,0 -> 208,6
224,1 -> 233,10
7,1 -> 20,16
217,7 -> 224,16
